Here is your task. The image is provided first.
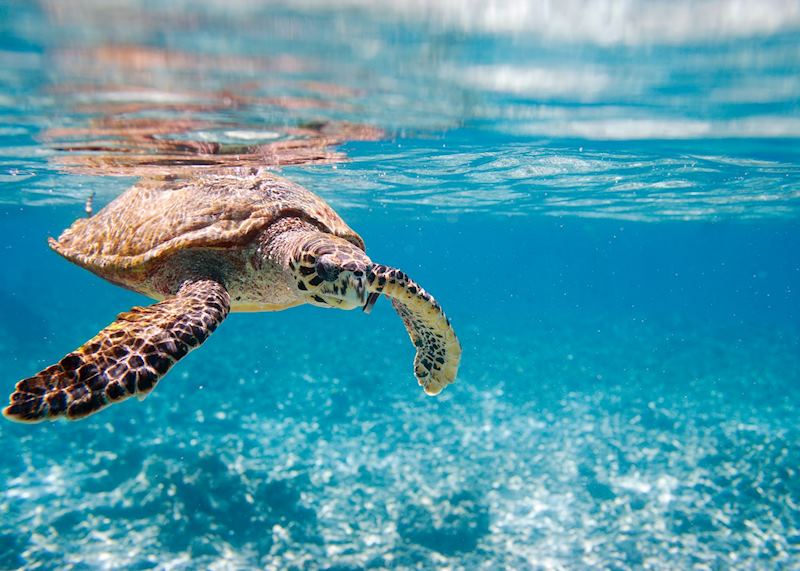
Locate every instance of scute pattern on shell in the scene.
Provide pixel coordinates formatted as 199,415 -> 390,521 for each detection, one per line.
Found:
50,170 -> 363,272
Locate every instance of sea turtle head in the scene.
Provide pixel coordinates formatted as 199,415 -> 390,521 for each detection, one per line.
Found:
291,234 -> 373,310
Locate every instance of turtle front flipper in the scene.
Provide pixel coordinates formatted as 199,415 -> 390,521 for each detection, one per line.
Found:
3,279 -> 230,423
367,265 -> 461,395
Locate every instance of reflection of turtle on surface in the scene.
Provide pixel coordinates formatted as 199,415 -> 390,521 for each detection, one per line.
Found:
46,118 -> 385,178
3,170 -> 461,422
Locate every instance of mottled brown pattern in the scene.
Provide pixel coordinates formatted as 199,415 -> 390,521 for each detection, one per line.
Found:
3,280 -> 229,422
4,171 -> 461,424
50,170 -> 363,278
367,265 -> 461,395
290,232 -> 372,309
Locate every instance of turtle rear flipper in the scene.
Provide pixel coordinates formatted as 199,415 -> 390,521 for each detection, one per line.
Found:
3,279 -> 229,423
368,265 -> 461,395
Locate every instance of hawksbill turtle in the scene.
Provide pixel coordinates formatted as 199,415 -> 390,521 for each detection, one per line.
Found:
3,170 -> 461,422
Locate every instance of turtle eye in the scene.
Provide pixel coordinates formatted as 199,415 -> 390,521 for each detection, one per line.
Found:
316,257 -> 341,282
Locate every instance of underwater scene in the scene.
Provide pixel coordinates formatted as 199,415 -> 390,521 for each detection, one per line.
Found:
1,1 -> 799,569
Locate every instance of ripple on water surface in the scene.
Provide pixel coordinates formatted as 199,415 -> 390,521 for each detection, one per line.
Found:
0,1 -> 799,569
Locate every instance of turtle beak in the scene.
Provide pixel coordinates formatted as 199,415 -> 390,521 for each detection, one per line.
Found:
362,292 -> 380,314
356,273 -> 380,313
354,277 -> 368,312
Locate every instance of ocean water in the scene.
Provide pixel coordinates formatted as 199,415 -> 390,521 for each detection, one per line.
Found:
1,1 -> 799,569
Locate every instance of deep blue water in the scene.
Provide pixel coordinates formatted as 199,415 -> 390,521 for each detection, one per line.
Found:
1,1 -> 800,569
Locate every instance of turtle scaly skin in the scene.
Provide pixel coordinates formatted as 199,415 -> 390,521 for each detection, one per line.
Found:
3,169 -> 461,422
367,265 -> 459,395
6,280 -> 229,420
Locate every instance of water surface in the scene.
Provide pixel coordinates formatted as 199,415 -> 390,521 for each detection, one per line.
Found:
1,1 -> 799,569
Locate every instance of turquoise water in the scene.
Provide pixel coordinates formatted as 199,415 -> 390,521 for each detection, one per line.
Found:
1,1 -> 800,569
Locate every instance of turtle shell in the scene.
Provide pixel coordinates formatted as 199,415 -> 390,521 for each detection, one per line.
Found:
51,171 -> 364,279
